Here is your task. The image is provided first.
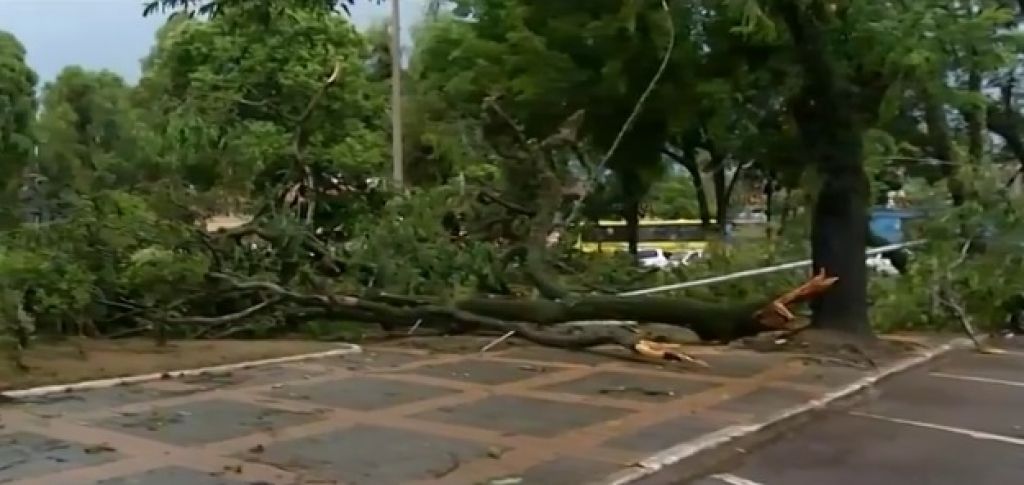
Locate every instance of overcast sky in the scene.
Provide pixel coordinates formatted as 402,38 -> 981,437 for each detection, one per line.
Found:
0,0 -> 425,85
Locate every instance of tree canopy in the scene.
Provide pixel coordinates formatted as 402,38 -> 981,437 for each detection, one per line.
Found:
0,31 -> 37,220
4,0 -> 1024,368
136,7 -> 388,196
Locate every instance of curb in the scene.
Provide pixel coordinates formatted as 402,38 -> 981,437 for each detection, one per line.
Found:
601,337 -> 969,485
1,343 -> 362,399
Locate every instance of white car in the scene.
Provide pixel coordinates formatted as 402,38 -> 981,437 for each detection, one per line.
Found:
637,248 -> 672,268
637,249 -> 701,269
866,253 -> 900,276
670,250 -> 702,267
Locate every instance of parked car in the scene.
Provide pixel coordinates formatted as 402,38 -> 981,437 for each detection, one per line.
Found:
636,248 -> 702,269
670,250 -> 702,267
637,248 -> 672,268
866,253 -> 901,276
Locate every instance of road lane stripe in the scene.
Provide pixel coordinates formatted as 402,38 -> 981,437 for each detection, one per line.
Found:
930,371 -> 1024,388
850,411 -> 1024,447
600,338 -> 971,485
711,473 -> 766,485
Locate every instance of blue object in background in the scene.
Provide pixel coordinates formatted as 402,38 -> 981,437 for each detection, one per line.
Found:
870,208 -> 923,244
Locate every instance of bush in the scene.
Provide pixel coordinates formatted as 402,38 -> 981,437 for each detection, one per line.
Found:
870,167 -> 1024,333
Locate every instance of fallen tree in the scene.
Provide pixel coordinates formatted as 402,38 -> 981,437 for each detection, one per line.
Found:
161,269 -> 835,365
2,63 -> 840,370
128,96 -> 837,366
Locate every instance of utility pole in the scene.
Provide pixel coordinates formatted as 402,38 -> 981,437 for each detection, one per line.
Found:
390,0 -> 404,190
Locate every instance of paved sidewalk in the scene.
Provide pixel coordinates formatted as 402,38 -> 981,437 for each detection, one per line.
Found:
668,336 -> 1024,485
0,337 -> 940,485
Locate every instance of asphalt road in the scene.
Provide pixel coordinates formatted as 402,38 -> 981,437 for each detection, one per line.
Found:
682,337 -> 1024,485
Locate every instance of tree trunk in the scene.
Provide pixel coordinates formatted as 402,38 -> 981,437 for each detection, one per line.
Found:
965,68 -> 985,163
778,0 -> 872,336
777,188 -> 793,237
722,162 -> 750,236
711,155 -> 728,231
765,176 -> 775,239
615,163 -> 646,257
922,88 -> 965,206
204,272 -> 837,348
684,160 -> 713,227
810,152 -> 870,334
624,197 -> 641,256
456,295 -> 769,342
664,148 -> 712,227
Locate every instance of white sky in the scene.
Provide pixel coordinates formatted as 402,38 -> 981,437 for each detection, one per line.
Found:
0,0 -> 426,84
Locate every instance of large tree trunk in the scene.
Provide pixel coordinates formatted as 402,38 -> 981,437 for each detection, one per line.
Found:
778,0 -> 872,336
456,295 -> 768,342
199,272 -> 837,355
810,151 -> 870,334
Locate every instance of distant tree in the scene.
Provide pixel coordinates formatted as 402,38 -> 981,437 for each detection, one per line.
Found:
0,31 -> 38,221
143,0 -> 372,18
136,5 -> 388,196
35,67 -> 154,191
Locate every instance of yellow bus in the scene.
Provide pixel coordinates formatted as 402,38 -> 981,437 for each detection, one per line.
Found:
576,219 -> 721,254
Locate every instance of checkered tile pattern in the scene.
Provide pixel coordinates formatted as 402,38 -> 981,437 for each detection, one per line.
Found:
0,344 -> 866,484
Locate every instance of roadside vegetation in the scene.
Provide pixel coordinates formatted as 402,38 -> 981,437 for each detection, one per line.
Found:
3,0 -> 1024,382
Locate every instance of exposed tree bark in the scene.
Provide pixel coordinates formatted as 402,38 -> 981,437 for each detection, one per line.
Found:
777,0 -> 872,336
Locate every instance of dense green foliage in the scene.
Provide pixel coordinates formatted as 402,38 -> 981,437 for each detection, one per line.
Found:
0,31 -> 37,220
4,0 -> 1024,361
137,9 -> 388,195
36,67 -> 153,191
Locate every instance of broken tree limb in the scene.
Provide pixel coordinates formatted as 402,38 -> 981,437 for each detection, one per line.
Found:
176,270 -> 836,366
195,276 -> 677,363
162,298 -> 280,326
935,239 -> 1006,355
458,271 -> 837,342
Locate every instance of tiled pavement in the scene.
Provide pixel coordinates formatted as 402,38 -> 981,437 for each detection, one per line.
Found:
0,341 -> 912,485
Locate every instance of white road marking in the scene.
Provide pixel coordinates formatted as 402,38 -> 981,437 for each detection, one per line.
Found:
600,338 -> 968,485
850,411 -> 1024,447
711,474 -> 766,485
930,371 -> 1024,388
